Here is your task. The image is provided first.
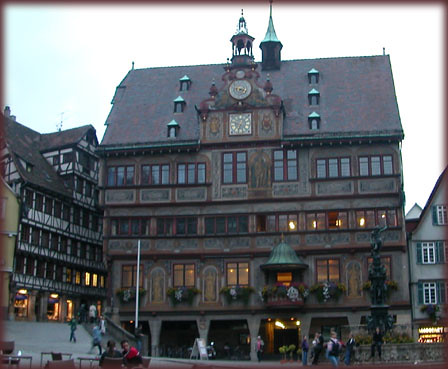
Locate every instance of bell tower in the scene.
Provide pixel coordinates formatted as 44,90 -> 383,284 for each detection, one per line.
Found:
259,0 -> 283,71
230,9 -> 255,68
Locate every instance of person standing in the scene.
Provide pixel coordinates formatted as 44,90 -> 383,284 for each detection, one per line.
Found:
370,327 -> 383,360
301,335 -> 309,366
89,304 -> 97,324
68,317 -> 77,343
89,325 -> 103,355
344,332 -> 356,365
99,315 -> 106,335
326,331 -> 341,367
311,332 -> 324,365
255,336 -> 264,362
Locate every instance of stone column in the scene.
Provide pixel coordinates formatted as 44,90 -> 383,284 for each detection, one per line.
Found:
247,316 -> 261,361
60,295 -> 67,322
40,291 -> 49,321
8,288 -> 17,321
148,318 -> 162,357
28,290 -> 38,321
299,314 -> 312,339
196,316 -> 210,342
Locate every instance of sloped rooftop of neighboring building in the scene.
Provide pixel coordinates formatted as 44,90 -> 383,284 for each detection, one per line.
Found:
100,54 -> 404,149
2,111 -> 95,197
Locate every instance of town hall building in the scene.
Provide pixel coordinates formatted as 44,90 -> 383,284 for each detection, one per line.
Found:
98,5 -> 409,360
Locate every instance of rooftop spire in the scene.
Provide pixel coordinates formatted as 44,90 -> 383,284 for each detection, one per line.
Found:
259,0 -> 283,71
237,9 -> 248,34
261,0 -> 280,43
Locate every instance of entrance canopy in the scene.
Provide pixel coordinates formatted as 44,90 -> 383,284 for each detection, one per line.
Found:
260,238 -> 308,271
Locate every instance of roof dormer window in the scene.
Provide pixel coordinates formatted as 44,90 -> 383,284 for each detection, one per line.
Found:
167,120 -> 179,138
179,75 -> 191,91
308,88 -> 320,105
173,96 -> 186,113
308,112 -> 320,130
308,68 -> 319,84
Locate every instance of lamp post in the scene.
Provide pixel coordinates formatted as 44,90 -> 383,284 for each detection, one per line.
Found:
135,239 -> 140,330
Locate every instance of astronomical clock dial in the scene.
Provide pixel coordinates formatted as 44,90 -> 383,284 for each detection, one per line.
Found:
229,113 -> 252,135
229,80 -> 252,100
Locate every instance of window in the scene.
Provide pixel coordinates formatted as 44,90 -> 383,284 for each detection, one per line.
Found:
44,197 -> 53,215
156,218 -> 174,236
273,150 -> 298,181
173,264 -> 195,287
141,164 -> 170,185
417,242 -> 445,264
107,166 -> 134,186
359,155 -> 394,176
76,177 -> 84,194
66,268 -> 72,283
308,89 -> 320,105
73,207 -> 80,225
256,213 -> 298,232
223,152 -> 247,184
111,218 -> 150,236
306,212 -> 326,230
35,194 -> 43,211
121,265 -> 143,288
52,155 -> 60,165
179,76 -> 191,91
174,99 -> 186,113
277,272 -> 292,286
227,262 -> 249,286
62,204 -> 70,221
423,282 -> 437,304
316,259 -> 340,283
434,205 -> 447,225
85,272 -> 91,286
308,112 -> 321,130
204,215 -> 248,235
168,127 -> 177,138
308,69 -> 319,84
25,189 -> 33,209
62,152 -> 73,163
316,158 -> 351,178
54,201 -> 61,218
327,211 -> 348,229
422,242 -> 436,264
75,271 -> 81,285
178,163 -> 206,184
175,217 -> 197,235
356,209 -> 398,228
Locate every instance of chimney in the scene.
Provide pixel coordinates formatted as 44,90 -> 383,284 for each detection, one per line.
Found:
4,106 -> 11,118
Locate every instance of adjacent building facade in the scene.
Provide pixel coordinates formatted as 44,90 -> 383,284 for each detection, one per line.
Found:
98,7 -> 409,360
407,167 -> 447,343
1,107 -> 107,321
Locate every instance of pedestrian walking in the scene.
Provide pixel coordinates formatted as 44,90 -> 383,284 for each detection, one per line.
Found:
370,327 -> 383,360
301,335 -> 309,366
121,340 -> 142,368
99,340 -> 123,366
89,325 -> 103,355
255,336 -> 264,362
311,332 -> 324,365
89,304 -> 97,323
99,315 -> 106,335
326,331 -> 341,367
80,303 -> 87,323
344,332 -> 356,365
68,317 -> 77,343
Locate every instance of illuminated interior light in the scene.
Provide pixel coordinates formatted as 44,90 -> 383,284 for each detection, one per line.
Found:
313,220 -> 317,229
359,218 -> 365,227
50,293 -> 59,298
289,221 -> 296,230
275,321 -> 285,329
296,320 -> 301,326
18,289 -> 28,294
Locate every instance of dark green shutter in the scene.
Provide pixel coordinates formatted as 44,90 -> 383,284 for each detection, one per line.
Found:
417,282 -> 423,304
437,282 -> 446,303
432,206 -> 438,225
416,243 -> 422,264
436,241 -> 445,263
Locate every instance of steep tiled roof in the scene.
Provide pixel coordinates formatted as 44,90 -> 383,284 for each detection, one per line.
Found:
101,55 -> 403,148
40,125 -> 96,152
2,118 -> 94,197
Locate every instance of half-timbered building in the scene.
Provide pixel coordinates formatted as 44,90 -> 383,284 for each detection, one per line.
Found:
1,107 -> 107,321
98,6 -> 409,360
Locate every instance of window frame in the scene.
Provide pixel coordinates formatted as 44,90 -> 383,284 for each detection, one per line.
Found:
226,261 -> 249,287
222,152 -> 247,184
273,149 -> 298,182
177,162 -> 206,184
316,258 -> 340,283
204,215 -> 249,235
173,263 -> 195,287
423,282 -> 437,304
358,155 -> 394,176
107,165 -> 135,186
121,264 -> 143,288
141,164 -> 170,185
316,157 -> 351,178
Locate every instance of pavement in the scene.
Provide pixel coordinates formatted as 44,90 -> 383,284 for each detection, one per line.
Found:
2,321 -> 447,369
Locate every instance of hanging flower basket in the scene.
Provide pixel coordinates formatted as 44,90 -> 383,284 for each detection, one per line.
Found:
115,288 -> 146,303
220,286 -> 255,305
260,282 -> 309,302
167,286 -> 200,306
310,281 -> 346,302
420,304 -> 440,323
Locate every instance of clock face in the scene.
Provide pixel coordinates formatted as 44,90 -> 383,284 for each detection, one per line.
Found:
229,80 -> 252,100
229,113 -> 252,135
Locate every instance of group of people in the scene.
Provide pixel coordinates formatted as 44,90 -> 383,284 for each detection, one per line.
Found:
300,331 -> 355,367
300,327 -> 383,367
98,339 -> 143,367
